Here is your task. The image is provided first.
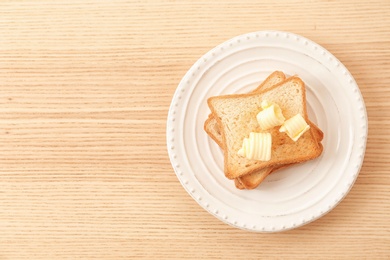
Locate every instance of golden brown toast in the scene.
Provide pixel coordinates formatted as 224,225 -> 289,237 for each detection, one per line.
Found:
205,72 -> 323,189
208,77 -> 323,180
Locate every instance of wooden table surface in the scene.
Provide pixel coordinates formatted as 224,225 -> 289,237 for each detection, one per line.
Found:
1,0 -> 389,259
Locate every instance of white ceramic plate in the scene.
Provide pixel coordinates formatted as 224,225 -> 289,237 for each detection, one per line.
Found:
166,31 -> 367,232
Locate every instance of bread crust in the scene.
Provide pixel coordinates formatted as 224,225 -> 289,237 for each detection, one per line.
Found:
204,116 -> 224,147
234,178 -> 245,189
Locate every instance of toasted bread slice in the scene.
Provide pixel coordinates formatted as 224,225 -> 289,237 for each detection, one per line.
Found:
204,71 -> 286,147
204,72 -> 323,189
204,72 -> 323,188
205,71 -> 286,189
208,77 -> 323,180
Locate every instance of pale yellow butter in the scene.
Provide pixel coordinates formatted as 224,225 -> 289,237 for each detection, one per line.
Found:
279,113 -> 310,141
256,100 -> 285,130
238,132 -> 272,161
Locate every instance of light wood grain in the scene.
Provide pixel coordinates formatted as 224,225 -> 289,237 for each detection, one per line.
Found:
0,0 -> 389,259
